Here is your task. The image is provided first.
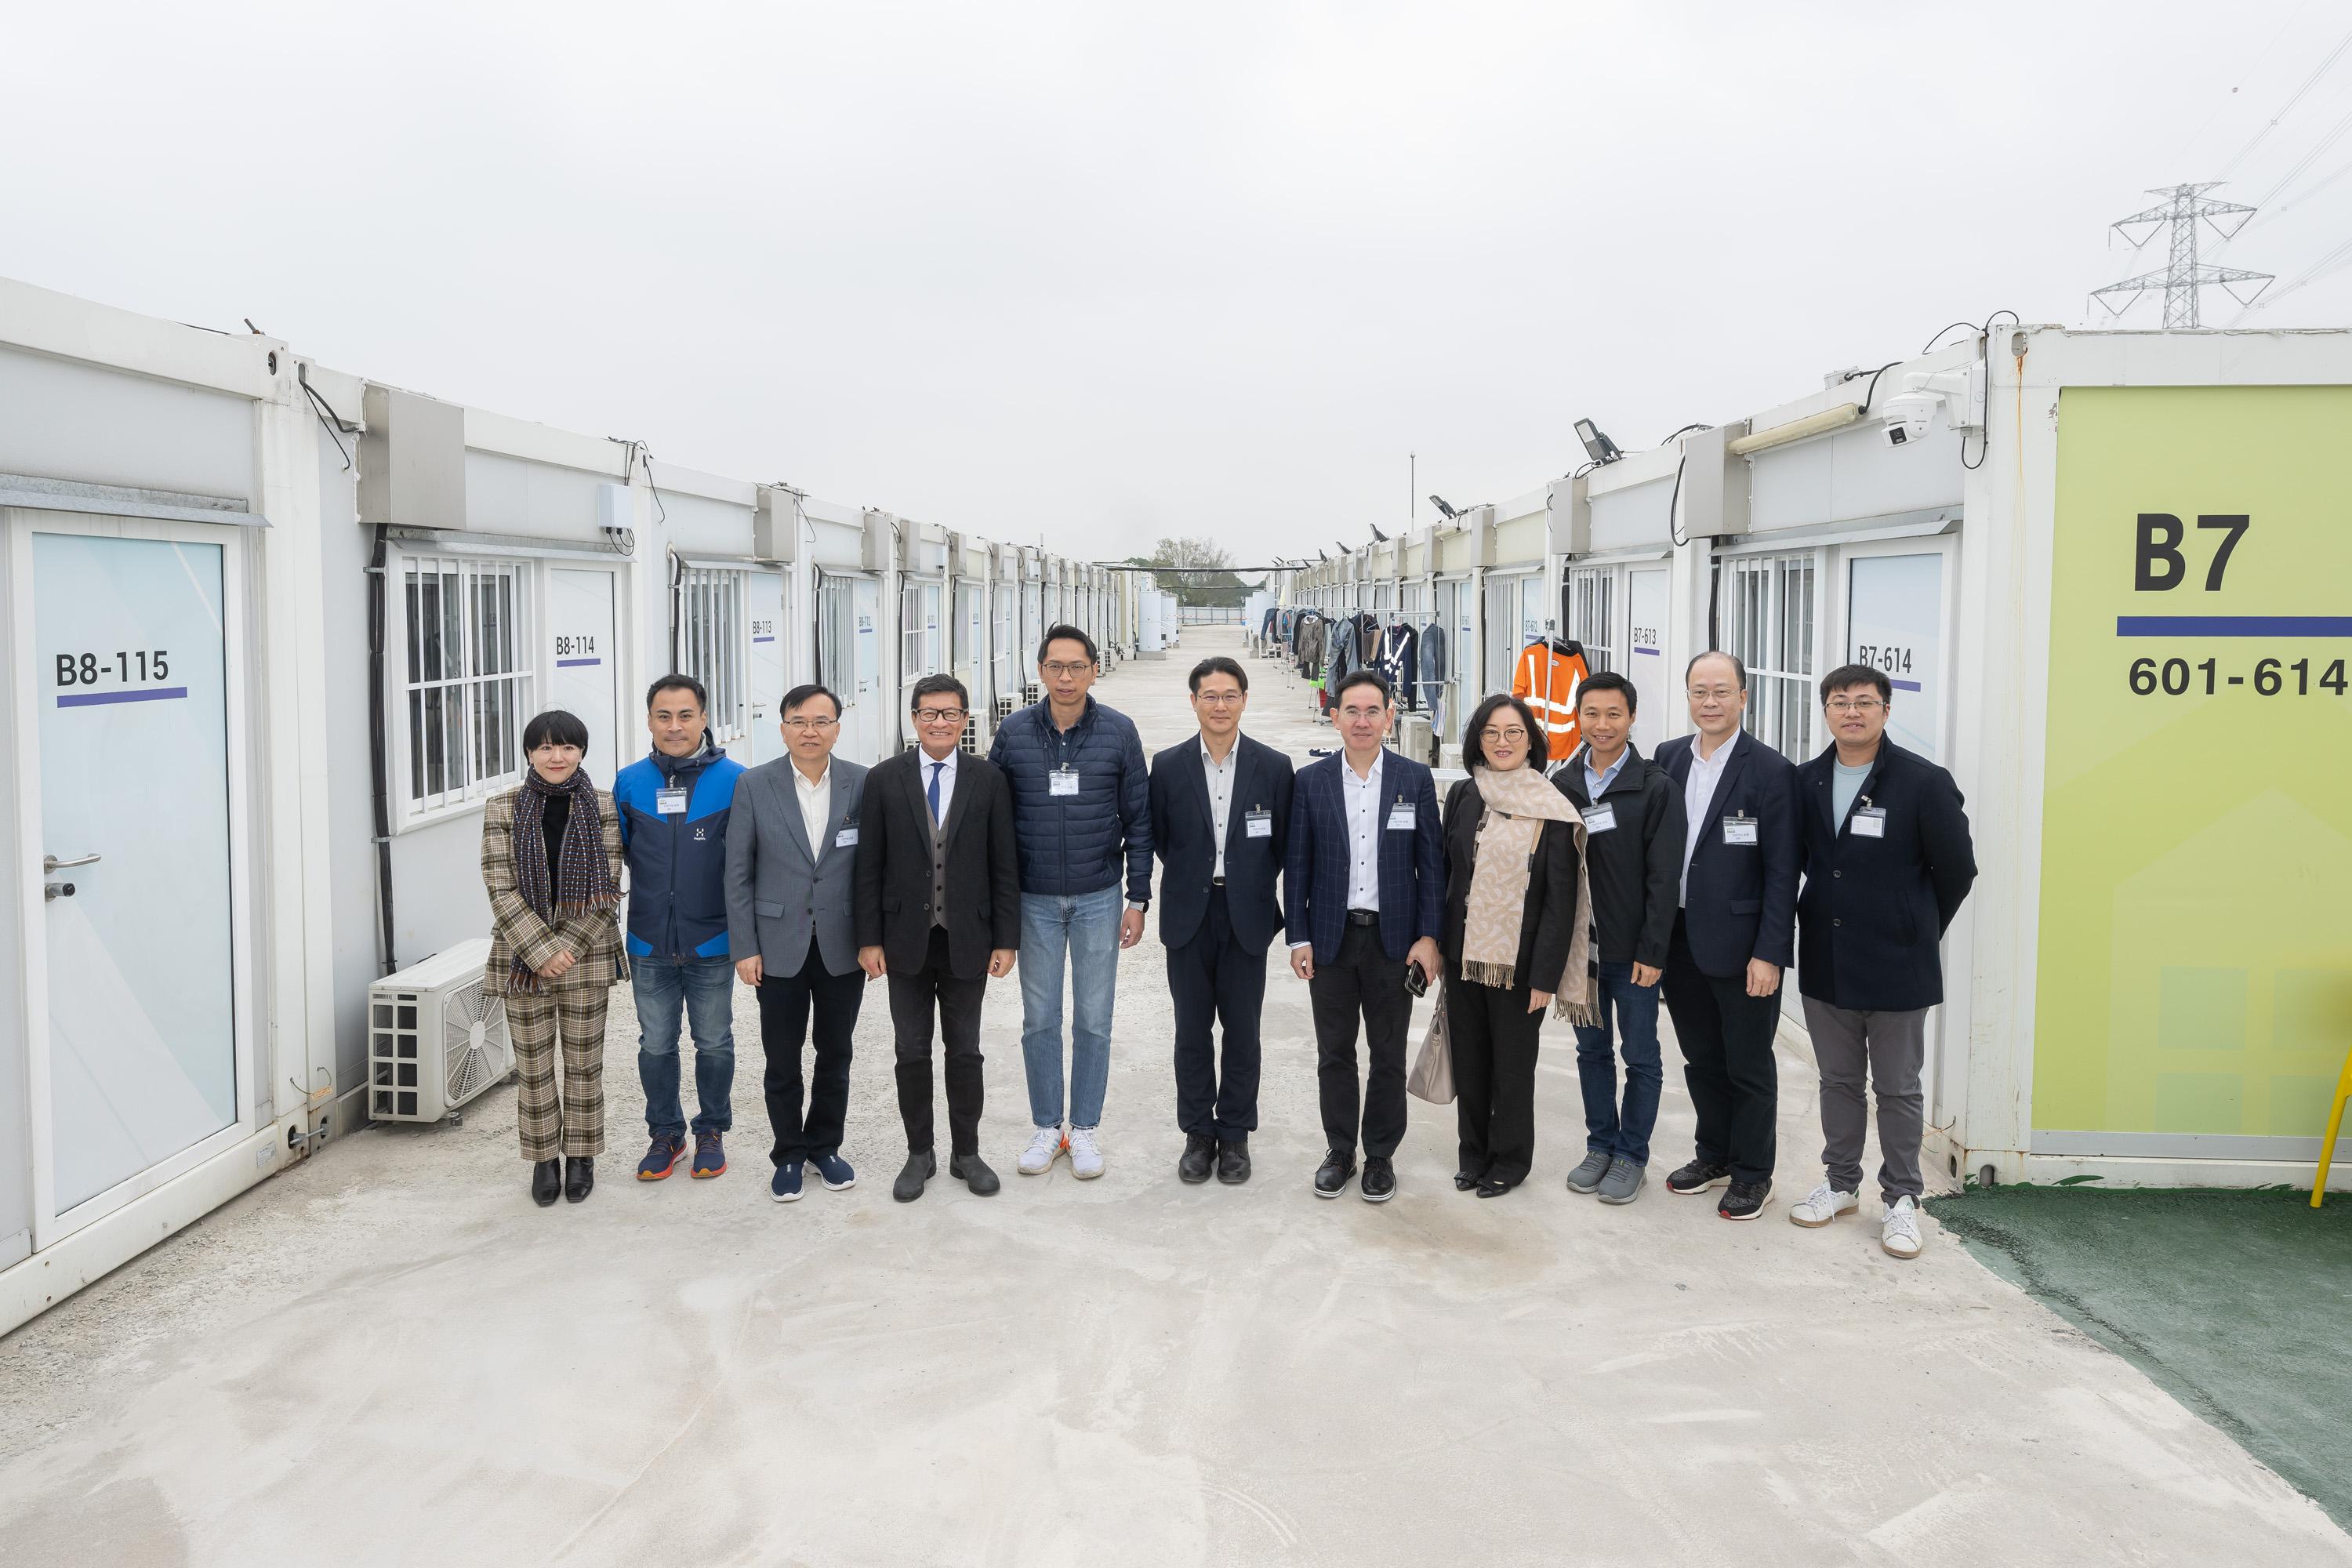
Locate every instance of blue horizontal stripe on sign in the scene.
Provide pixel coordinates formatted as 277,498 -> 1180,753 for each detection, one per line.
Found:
556,657 -> 601,667
1892,678 -> 1922,691
2116,615 -> 2352,637
752,636 -> 776,644
58,686 -> 189,708
1632,645 -> 1661,655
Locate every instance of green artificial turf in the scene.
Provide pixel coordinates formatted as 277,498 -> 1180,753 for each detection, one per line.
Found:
1931,1185 -> 2352,1530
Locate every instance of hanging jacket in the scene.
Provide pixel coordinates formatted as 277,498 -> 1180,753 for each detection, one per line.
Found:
1512,637 -> 1592,762
1374,622 -> 1418,706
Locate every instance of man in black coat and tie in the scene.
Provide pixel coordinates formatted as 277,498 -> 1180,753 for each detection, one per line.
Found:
855,674 -> 1021,1202
1653,651 -> 1801,1222
1149,655 -> 1296,1185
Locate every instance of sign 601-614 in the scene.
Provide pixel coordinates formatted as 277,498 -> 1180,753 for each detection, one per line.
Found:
2128,655 -> 2348,696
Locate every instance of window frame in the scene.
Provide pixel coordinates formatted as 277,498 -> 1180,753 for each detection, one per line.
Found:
1714,549 -> 1820,764
388,549 -> 536,830
678,564 -> 750,746
1567,564 -> 1620,674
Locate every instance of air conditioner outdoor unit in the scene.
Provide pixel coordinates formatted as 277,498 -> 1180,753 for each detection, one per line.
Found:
368,938 -> 514,1125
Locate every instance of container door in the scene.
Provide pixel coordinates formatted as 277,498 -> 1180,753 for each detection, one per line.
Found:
846,577 -> 882,764
746,568 -> 786,764
1626,567 -> 1669,754
548,568 -> 619,785
15,519 -> 245,1242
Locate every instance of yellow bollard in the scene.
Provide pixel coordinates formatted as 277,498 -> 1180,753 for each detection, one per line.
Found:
2316,1043 -> 2352,1210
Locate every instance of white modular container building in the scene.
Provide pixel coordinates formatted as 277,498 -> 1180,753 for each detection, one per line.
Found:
0,276 -> 1116,1334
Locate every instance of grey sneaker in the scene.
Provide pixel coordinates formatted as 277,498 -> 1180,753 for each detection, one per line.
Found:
1565,1150 -> 1612,1194
1597,1156 -> 1645,1205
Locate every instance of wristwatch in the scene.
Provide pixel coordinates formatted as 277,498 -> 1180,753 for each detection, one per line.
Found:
1126,899 -> 1149,913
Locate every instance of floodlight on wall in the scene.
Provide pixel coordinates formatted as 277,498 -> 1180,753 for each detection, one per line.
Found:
1574,419 -> 1623,465
1427,494 -> 1459,520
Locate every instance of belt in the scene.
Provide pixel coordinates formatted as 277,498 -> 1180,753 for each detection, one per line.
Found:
1345,908 -> 1380,927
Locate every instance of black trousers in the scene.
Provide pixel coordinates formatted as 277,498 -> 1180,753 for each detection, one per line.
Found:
887,927 -> 987,1156
1446,971 -> 1543,1187
1308,920 -> 1410,1160
1659,912 -> 1780,1185
759,937 -> 864,1165
1167,887 -> 1266,1141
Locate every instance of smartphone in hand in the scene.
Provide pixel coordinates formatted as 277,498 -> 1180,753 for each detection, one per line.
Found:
1403,960 -> 1429,998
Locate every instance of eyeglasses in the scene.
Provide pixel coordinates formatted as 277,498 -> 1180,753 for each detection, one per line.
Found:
1479,727 -> 1530,745
913,707 -> 967,724
1688,686 -> 1740,701
781,717 -> 839,731
1041,661 -> 1094,678
1195,692 -> 1243,706
1824,697 -> 1885,713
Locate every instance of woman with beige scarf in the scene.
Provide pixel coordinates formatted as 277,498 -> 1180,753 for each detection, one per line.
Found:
1438,694 -> 1593,1197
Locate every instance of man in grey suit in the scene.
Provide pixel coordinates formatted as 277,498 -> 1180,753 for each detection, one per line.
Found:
725,683 -> 870,1204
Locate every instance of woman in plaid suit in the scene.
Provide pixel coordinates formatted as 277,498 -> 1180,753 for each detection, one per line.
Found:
481,710 -> 630,1206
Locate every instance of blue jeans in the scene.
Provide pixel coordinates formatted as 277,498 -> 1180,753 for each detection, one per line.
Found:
1572,961 -> 1664,1166
633,954 -> 736,1138
1018,886 -> 1123,1129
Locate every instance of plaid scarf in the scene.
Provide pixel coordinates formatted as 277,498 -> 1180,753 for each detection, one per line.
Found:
1462,763 -> 1597,1026
509,766 -> 620,993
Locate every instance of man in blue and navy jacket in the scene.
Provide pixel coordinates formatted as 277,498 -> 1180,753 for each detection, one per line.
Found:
987,623 -> 1152,1183
614,673 -> 746,1182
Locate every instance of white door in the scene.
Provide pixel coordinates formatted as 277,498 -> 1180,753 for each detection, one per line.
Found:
848,577 -> 882,763
1626,567 -> 1669,754
548,568 -> 619,786
13,517 -> 248,1241
746,569 -> 786,764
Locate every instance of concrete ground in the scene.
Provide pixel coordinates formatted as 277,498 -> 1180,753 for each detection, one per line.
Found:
3,626 -> 2346,1566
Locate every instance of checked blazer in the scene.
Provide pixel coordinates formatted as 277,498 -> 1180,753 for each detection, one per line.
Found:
480,785 -> 629,996
1283,750 -> 1444,966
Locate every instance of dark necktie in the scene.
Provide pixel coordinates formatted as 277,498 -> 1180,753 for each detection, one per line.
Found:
928,760 -> 944,826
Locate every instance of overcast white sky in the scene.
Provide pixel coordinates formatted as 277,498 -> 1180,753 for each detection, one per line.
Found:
5,2 -> 2348,561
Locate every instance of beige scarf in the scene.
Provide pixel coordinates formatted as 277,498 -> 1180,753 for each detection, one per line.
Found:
1459,763 -> 1597,1026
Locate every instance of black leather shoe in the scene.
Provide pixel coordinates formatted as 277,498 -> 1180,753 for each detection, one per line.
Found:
532,1160 -> 561,1207
1313,1149 -> 1356,1198
1664,1158 -> 1733,1196
564,1156 -> 593,1203
1360,1156 -> 1397,1203
950,1152 -> 1000,1195
894,1149 -> 936,1203
1216,1138 -> 1250,1185
1454,1171 -> 1481,1192
1178,1132 -> 1216,1185
1475,1177 -> 1510,1198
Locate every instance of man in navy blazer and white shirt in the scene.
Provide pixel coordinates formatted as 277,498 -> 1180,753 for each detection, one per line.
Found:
1284,668 -> 1444,1203
1652,651 -> 1800,1222
1149,655 -> 1295,1187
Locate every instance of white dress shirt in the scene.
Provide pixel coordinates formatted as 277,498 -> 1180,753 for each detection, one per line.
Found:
1201,738 -> 1236,879
794,760 -> 833,858
918,746 -> 959,832
1339,749 -> 1385,912
1679,729 -> 1739,906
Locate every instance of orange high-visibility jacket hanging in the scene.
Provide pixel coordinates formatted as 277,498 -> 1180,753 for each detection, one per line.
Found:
1511,637 -> 1591,762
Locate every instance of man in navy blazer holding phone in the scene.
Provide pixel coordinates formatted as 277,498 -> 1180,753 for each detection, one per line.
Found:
1284,669 -> 1444,1204
1149,656 -> 1295,1188
1653,651 -> 1799,1222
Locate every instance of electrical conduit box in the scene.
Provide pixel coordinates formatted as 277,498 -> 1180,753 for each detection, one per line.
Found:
358,386 -> 467,530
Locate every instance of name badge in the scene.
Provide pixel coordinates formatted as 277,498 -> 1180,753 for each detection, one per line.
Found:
1386,802 -> 1417,831
1245,808 -> 1273,840
1722,815 -> 1759,847
1850,808 -> 1886,840
1582,804 -> 1617,834
1050,768 -> 1080,797
834,826 -> 860,848
656,787 -> 689,815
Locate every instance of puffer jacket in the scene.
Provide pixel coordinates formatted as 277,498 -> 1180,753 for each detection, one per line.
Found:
987,695 -> 1153,902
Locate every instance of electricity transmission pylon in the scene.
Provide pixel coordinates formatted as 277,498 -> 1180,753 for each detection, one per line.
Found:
2090,183 -> 2272,328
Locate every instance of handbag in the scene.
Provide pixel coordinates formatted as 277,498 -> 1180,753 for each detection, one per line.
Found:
1406,976 -> 1455,1104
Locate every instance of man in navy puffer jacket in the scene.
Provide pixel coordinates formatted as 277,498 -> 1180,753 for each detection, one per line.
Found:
987,623 -> 1152,1181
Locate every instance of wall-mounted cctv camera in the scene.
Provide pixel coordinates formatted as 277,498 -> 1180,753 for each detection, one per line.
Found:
1880,390 -> 1939,448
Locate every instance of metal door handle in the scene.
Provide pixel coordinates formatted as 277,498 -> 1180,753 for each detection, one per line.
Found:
43,852 -> 100,872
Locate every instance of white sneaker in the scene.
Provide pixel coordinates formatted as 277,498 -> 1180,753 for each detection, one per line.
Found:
1882,1195 -> 1923,1259
1068,1126 -> 1105,1180
1789,1181 -> 1860,1228
1018,1126 -> 1065,1176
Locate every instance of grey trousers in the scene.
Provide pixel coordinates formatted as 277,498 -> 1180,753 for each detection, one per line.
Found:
1800,998 -> 1928,1202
